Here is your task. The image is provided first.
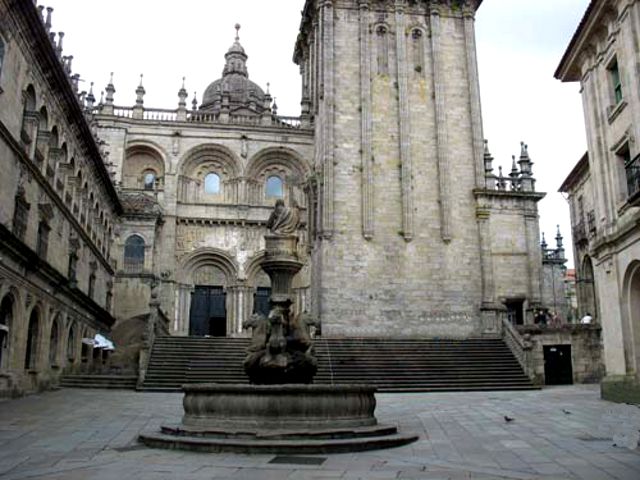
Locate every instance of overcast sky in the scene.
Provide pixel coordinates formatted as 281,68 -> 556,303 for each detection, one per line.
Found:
46,0 -> 589,267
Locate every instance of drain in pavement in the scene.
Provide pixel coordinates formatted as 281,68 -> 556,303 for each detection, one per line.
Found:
269,456 -> 327,465
112,444 -> 149,452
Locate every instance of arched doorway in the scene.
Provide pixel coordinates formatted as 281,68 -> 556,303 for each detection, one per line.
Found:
252,270 -> 271,318
581,256 -> 597,321
189,265 -> 227,336
25,308 -> 40,370
67,322 -> 77,365
49,316 -> 60,367
624,262 -> 640,376
0,294 -> 14,369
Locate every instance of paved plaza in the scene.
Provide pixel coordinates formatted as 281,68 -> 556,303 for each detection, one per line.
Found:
0,385 -> 639,479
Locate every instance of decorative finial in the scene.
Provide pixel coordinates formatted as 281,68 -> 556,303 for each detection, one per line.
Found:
235,23 -> 241,41
541,232 -> 547,249
109,72 -> 114,84
139,74 -> 144,87
266,82 -> 270,95
181,76 -> 186,89
192,91 -> 198,111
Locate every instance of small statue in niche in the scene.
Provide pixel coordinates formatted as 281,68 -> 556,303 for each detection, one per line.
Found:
266,199 -> 299,235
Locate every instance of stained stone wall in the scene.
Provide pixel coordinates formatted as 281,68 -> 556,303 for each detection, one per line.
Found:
0,0 -> 118,396
92,116 -> 314,336
296,0 -> 544,337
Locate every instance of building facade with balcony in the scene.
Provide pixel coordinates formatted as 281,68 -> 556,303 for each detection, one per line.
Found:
0,1 -> 120,396
557,0 -> 640,401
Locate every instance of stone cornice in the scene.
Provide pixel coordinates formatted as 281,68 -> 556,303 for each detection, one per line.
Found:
294,0 -> 481,63
12,1 -> 122,214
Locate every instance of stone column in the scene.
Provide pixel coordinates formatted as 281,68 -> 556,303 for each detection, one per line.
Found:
429,7 -> 452,242
395,0 -> 413,241
359,0 -> 374,239
524,212 -> 542,318
462,8 -> 485,188
321,0 -> 335,238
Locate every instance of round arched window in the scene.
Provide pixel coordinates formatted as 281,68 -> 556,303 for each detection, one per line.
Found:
204,173 -> 220,194
266,176 -> 283,198
143,171 -> 155,190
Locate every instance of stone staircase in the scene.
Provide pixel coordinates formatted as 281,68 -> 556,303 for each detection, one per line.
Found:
141,336 -> 537,392
59,374 -> 138,389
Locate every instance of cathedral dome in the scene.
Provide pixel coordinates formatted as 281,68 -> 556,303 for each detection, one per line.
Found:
200,24 -> 268,115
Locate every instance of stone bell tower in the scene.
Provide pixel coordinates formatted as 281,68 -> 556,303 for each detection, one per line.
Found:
294,0 -> 541,337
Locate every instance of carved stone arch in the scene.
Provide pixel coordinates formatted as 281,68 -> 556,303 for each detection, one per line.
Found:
245,251 -> 270,288
0,285 -> 22,367
621,261 -> 640,375
179,248 -> 239,287
23,84 -> 37,112
38,106 -> 48,131
24,302 -> 43,369
579,254 -> 597,320
48,311 -> 62,366
123,142 -> 166,190
178,144 -> 241,204
246,147 -> 310,207
408,24 -> 427,75
65,317 -> 78,362
372,21 -> 392,75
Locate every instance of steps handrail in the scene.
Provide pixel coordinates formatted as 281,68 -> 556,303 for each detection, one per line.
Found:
501,318 -> 533,379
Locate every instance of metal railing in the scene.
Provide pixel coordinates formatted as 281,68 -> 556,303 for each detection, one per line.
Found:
626,153 -> 640,201
94,105 -> 308,130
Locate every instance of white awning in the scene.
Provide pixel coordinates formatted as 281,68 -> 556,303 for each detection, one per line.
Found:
94,334 -> 115,351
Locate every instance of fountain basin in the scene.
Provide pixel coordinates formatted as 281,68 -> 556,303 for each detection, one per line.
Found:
181,383 -> 377,429
138,383 -> 418,453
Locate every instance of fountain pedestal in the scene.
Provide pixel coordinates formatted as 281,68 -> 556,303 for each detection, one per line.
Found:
138,202 -> 418,453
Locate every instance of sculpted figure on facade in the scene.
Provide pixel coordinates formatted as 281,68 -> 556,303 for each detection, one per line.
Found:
266,199 -> 299,235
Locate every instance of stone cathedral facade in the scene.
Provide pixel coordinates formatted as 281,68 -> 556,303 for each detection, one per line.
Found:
93,0 -> 547,340
0,0 -> 560,394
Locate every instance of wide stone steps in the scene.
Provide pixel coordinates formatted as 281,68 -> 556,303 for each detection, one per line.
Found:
141,336 -> 536,392
59,374 -> 138,389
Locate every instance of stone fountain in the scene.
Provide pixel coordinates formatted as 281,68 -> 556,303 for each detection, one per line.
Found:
139,200 -> 418,453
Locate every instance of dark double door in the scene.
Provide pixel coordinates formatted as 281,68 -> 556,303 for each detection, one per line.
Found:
544,345 -> 573,385
189,286 -> 226,337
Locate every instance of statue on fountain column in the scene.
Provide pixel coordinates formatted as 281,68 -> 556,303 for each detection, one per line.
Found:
243,199 -> 317,384
266,199 -> 300,235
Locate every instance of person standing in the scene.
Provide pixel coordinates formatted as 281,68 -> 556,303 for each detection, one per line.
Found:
580,312 -> 593,324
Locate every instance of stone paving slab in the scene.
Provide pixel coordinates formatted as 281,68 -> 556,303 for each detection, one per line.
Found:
0,385 -> 638,479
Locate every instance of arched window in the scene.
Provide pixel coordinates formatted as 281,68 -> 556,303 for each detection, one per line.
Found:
67,323 -> 76,361
204,173 -> 220,194
376,25 -> 389,75
21,86 -> 37,144
49,318 -> 59,366
412,29 -> 424,74
143,171 -> 156,190
25,309 -> 39,370
124,235 -> 145,273
266,175 -> 283,198
0,295 -> 13,369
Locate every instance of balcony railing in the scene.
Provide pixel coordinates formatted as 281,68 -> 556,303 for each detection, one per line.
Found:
573,221 -> 587,244
93,105 -> 310,130
587,210 -> 596,236
626,153 -> 640,206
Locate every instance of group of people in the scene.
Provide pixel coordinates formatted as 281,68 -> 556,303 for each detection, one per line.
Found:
533,309 -> 593,326
534,309 -> 563,326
